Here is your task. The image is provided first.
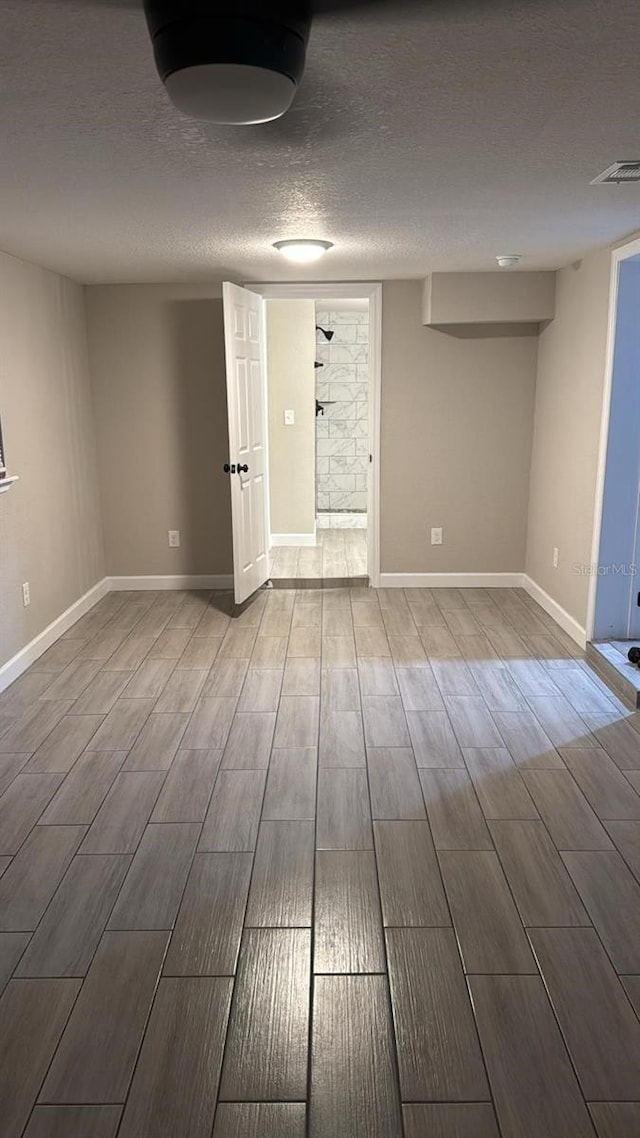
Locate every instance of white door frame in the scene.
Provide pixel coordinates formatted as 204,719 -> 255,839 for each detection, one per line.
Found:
586,234 -> 640,640
249,281 -> 383,588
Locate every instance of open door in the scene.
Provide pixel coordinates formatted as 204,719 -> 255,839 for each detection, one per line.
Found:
222,282 -> 270,605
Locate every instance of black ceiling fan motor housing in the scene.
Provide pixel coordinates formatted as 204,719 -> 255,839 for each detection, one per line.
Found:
143,1 -> 313,91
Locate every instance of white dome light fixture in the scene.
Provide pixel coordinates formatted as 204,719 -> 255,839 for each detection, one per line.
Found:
273,239 -> 334,264
496,254 -> 521,269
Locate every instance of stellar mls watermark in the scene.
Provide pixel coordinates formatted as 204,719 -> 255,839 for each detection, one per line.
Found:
572,562 -> 637,576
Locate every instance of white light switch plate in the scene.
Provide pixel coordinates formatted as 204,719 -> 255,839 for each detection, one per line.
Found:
284,409 -> 295,426
431,527 -> 443,546
168,530 -> 181,548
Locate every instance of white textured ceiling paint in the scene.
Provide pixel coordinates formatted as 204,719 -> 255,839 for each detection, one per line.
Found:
2,0 -> 640,283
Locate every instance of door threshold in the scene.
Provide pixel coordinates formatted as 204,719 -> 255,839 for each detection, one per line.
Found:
269,575 -> 369,590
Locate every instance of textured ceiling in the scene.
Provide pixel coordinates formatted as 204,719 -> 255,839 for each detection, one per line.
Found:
1,0 -> 640,283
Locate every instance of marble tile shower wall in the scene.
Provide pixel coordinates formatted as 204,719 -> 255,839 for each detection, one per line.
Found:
315,307 -> 369,514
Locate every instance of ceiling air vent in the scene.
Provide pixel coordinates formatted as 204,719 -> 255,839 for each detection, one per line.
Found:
591,161 -> 640,185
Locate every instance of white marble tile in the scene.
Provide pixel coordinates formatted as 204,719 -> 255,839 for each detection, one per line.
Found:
320,474 -> 357,492
316,457 -> 330,475
317,438 -> 356,457
328,421 -> 350,438
327,383 -> 363,403
329,456 -> 368,475
330,325 -> 357,344
328,344 -> 368,365
316,420 -> 329,438
355,439 -> 370,456
329,491 -> 368,510
321,364 -> 358,382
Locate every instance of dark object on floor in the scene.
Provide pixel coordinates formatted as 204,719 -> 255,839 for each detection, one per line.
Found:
628,646 -> 640,666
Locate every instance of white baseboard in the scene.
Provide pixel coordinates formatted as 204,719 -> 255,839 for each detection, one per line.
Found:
379,572 -> 524,589
270,533 -> 317,547
0,577 -> 110,694
107,574 -> 234,591
522,575 -> 586,649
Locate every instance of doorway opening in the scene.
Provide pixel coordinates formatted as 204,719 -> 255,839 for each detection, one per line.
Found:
587,240 -> 640,706
253,282 -> 381,589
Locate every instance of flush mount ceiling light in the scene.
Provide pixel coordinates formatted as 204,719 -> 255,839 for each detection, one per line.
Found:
496,254 -> 521,269
273,239 -> 334,264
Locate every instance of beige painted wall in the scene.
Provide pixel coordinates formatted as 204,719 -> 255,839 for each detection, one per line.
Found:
380,280 -> 538,574
86,284 -> 231,577
0,251 -> 104,670
266,300 -> 316,536
525,249 -> 612,629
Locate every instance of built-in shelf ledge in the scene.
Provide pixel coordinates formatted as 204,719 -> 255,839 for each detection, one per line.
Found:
0,476 -> 19,495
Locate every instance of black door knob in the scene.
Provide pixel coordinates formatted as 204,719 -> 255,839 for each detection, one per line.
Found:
237,464 -> 249,473
223,463 -> 236,474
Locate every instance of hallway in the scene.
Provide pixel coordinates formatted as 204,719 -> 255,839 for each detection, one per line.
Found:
0,584 -> 639,1137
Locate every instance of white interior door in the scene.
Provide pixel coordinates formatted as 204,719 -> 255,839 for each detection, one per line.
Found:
222,282 -> 270,605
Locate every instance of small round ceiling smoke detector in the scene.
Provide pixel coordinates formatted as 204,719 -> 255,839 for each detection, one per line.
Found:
496,255 -> 521,269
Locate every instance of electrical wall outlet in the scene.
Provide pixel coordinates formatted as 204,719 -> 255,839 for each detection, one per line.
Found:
553,546 -> 559,569
22,581 -> 30,607
284,409 -> 295,426
168,530 -> 181,548
431,527 -> 443,546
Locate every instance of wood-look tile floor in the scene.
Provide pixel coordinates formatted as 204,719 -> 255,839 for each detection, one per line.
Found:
1,584 -> 640,1137
270,527 -> 367,580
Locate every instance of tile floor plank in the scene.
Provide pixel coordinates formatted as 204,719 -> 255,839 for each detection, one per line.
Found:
40,752 -> 126,826
150,748 -> 221,823
463,748 -> 539,820
0,700 -> 75,755
123,712 -> 189,771
0,825 -> 86,931
386,927 -> 489,1101
439,850 -> 536,973
491,711 -> 564,770
406,710 -> 464,768
153,669 -> 208,714
0,932 -> 30,993
522,770 -> 614,850
26,715 -> 104,773
163,852 -> 253,976
528,927 -> 640,1100
23,1106 -> 122,1138
489,820 -> 589,926
86,699 -> 155,753
16,854 -> 131,977
0,773 -> 66,854
367,747 -> 426,819
262,749 -> 317,820
219,928 -> 310,1102
221,712 -> 277,770
314,850 -> 385,974
309,974 -> 403,1138
245,821 -> 314,927
469,974 -> 596,1138
445,696 -> 505,748
0,978 -> 82,1138
40,930 -> 169,1105
213,1103 -> 306,1138
199,770 -> 266,852
419,768 -> 493,850
561,850 -> 640,972
80,771 -> 166,854
374,820 -> 450,926
604,820 -> 640,880
560,746 -> 640,820
107,823 -> 200,930
181,698 -> 237,750
273,696 -> 320,750
402,1104 -> 500,1138
588,1103 -> 640,1138
316,768 -> 372,850
238,669 -> 284,712
117,977 -> 232,1138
